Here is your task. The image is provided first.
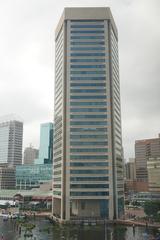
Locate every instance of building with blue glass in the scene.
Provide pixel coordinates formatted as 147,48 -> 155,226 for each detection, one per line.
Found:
35,123 -> 53,164
53,7 -> 124,221
16,164 -> 52,190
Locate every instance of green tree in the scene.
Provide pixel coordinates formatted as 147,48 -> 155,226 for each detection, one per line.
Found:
144,201 -> 160,218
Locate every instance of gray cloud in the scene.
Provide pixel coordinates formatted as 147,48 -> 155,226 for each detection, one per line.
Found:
0,0 -> 159,158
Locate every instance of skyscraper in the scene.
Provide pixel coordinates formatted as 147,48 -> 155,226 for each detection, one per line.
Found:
35,123 -> 53,164
53,7 -> 124,221
135,134 -> 160,181
0,117 -> 23,167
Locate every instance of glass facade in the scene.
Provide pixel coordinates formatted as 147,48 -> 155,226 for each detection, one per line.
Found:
16,164 -> 52,190
35,123 -> 53,164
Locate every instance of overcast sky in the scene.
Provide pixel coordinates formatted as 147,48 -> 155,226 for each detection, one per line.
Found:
0,0 -> 159,160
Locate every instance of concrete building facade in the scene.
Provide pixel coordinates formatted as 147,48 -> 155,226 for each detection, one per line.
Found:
135,134 -> 160,181
147,157 -> 160,192
52,7 -> 124,221
23,145 -> 39,165
0,118 -> 23,167
125,158 -> 136,180
0,165 -> 16,189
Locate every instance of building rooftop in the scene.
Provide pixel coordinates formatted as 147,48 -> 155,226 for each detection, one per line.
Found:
55,7 -> 117,39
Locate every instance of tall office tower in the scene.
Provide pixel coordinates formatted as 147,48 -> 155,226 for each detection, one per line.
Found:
35,123 -> 53,164
135,134 -> 160,181
53,7 -> 124,221
23,145 -> 39,165
0,117 -> 23,167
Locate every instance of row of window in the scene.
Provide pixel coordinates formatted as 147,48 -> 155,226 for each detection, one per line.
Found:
70,192 -> 109,196
71,47 -> 105,51
71,25 -> 104,28
70,121 -> 107,126
71,36 -> 104,39
70,134 -> 107,139
70,176 -> 109,181
70,162 -> 108,166
71,53 -> 105,57
70,169 -> 109,174
70,114 -> 107,119
70,141 -> 108,146
70,89 -> 106,93
71,30 -> 104,34
71,83 -> 106,87
71,42 -> 105,45
71,76 -> 106,81
70,155 -> 108,160
70,184 -> 109,189
71,71 -> 106,75
70,108 -> 107,112
71,58 -> 105,63
70,127 -> 107,132
70,148 -> 108,153
71,64 -> 105,68
70,102 -> 107,106
70,96 -> 107,99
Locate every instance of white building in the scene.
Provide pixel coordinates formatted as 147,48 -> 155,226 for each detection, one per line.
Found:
52,7 -> 124,221
0,116 -> 23,167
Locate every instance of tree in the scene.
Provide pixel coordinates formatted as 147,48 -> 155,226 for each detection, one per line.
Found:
144,201 -> 160,218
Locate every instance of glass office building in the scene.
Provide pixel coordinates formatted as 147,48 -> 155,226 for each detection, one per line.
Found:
53,7 -> 124,221
16,164 -> 52,190
35,123 -> 53,164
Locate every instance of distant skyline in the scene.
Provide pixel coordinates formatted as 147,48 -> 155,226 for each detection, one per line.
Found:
0,0 -> 159,159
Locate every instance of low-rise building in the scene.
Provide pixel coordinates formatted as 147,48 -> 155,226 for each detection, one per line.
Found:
16,164 -> 52,190
0,165 -> 15,189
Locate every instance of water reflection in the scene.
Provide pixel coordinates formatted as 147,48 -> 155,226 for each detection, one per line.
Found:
0,217 -> 158,240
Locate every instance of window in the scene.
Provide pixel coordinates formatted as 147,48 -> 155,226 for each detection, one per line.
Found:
71,59 -> 105,63
70,162 -> 108,166
71,30 -> 104,34
70,108 -> 107,112
71,65 -> 105,68
71,47 -> 105,51
70,155 -> 108,160
70,114 -> 107,119
70,134 -> 107,139
71,25 -> 104,28
70,176 -> 109,181
70,77 -> 106,81
71,71 -> 106,75
71,36 -> 104,39
70,192 -> 109,196
70,89 -> 106,93
70,102 -> 107,106
70,121 -> 107,126
71,42 -> 105,45
70,169 -> 109,174
70,141 -> 108,146
70,127 -> 107,132
70,184 -> 109,188
70,96 -> 107,99
71,53 -> 105,57
70,148 -> 108,153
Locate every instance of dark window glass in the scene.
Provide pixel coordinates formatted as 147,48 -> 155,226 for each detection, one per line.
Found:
71,53 -> 105,57
70,176 -> 109,181
71,65 -> 105,68
71,25 -> 104,28
71,47 -> 105,51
